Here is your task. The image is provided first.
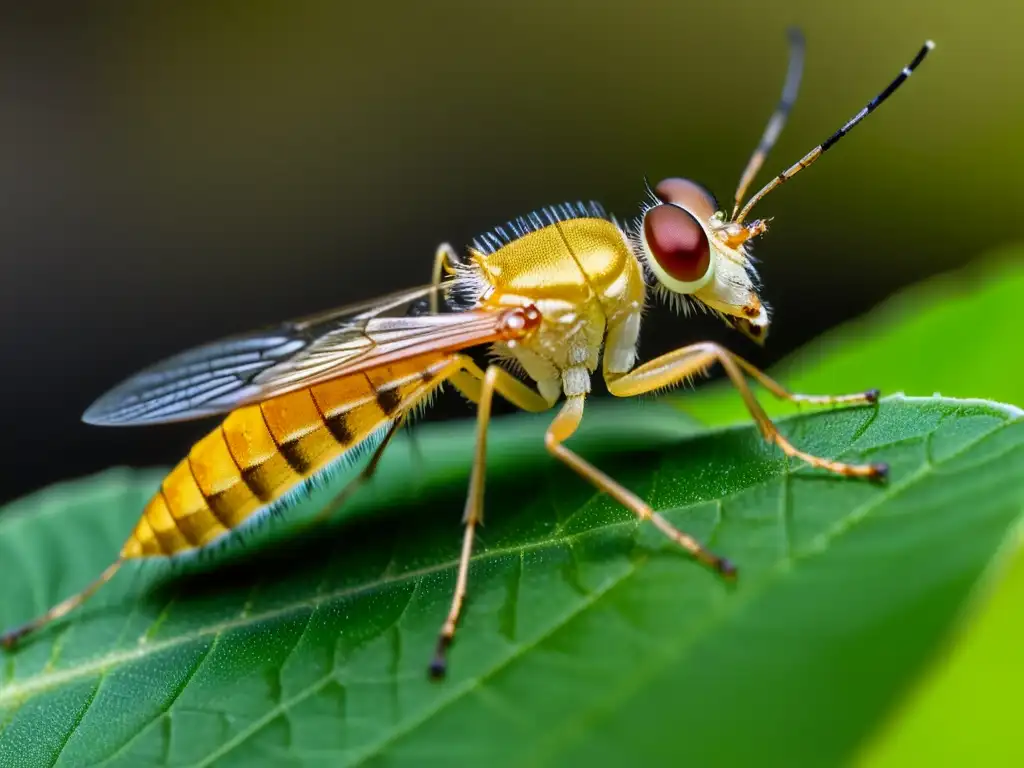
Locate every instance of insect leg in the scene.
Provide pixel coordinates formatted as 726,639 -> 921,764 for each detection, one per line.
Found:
606,342 -> 886,479
430,362 -> 550,679
448,357 -> 552,413
727,353 -> 880,407
429,243 -> 460,314
1,560 -> 124,649
544,396 -> 735,575
317,353 -> 548,536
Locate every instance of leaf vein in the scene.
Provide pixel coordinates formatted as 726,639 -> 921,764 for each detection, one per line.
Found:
522,415 -> 1022,761
190,672 -> 338,767
98,631 -> 219,765
340,408 -> 1024,763
5,410 -> 1013,710
48,676 -> 100,767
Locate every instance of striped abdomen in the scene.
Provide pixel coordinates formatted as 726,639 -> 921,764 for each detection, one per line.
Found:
121,354 -> 454,559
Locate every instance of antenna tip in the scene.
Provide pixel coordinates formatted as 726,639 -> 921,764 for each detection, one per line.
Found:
925,40 -> 936,50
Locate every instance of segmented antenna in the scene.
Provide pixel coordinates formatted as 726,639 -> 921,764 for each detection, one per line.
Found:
731,27 -> 806,220
735,39 -> 935,224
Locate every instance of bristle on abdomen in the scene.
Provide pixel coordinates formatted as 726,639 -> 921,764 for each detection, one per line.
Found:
122,356 -> 452,558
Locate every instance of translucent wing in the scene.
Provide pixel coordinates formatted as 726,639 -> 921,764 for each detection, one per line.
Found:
84,285 -> 533,426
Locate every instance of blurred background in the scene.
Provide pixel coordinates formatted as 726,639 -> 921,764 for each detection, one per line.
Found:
1,0 -> 1021,503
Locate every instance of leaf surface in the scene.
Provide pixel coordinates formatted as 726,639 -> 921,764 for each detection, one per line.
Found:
858,523 -> 1024,766
1,396 -> 1021,767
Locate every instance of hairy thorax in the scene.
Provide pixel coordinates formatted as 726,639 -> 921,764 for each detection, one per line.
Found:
457,211 -> 647,403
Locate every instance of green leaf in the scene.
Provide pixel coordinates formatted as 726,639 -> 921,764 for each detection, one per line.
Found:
1,396 -> 1021,767
683,255 -> 1024,427
858,524 -> 1024,766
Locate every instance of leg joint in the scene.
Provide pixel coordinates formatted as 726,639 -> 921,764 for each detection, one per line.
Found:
544,429 -> 560,454
483,364 -> 502,392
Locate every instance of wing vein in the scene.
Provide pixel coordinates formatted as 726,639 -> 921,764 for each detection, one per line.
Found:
82,287 -> 525,427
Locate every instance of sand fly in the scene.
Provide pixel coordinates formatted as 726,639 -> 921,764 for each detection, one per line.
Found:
1,33 -> 934,677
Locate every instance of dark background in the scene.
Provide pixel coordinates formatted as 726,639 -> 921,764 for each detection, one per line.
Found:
2,1 -> 1020,503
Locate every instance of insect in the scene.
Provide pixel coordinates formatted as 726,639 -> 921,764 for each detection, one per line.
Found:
1,32 -> 933,678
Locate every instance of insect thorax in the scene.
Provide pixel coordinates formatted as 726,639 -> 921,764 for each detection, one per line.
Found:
457,201 -> 648,314
452,202 -> 647,398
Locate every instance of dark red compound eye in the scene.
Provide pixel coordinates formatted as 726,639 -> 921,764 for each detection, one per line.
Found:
642,204 -> 711,285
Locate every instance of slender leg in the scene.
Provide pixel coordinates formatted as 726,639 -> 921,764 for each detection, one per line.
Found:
727,353 -> 879,408
606,341 -> 886,479
311,344 -> 552,532
1,561 -> 124,649
429,243 -> 460,314
545,396 -> 735,576
405,414 -> 427,477
430,362 -> 551,679
448,357 -> 553,413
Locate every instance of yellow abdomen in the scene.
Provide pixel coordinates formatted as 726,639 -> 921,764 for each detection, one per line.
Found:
121,354 -> 452,558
